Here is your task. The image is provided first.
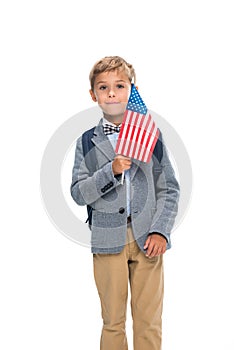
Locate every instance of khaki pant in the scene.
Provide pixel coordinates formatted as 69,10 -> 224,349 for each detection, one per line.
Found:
93,224 -> 164,350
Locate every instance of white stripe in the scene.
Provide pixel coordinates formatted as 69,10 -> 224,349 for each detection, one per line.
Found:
143,123 -> 158,162
122,138 -> 131,156
138,114 -> 155,160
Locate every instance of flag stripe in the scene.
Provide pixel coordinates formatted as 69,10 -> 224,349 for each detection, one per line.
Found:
132,114 -> 147,159
135,113 -> 152,160
140,115 -> 158,162
130,114 -> 143,158
141,124 -> 154,162
127,112 -> 138,157
146,128 -> 160,162
125,113 -> 136,156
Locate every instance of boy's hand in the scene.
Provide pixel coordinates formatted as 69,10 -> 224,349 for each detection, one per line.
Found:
112,155 -> 132,175
144,234 -> 167,258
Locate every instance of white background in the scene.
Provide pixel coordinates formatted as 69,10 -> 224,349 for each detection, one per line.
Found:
1,1 -> 233,349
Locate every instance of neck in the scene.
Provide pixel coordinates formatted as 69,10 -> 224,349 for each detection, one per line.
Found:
103,113 -> 123,126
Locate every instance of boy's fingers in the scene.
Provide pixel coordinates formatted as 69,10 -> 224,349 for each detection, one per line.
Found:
145,235 -> 167,257
147,241 -> 159,257
144,236 -> 151,249
115,155 -> 131,165
146,240 -> 155,257
112,156 -> 132,175
115,155 -> 131,160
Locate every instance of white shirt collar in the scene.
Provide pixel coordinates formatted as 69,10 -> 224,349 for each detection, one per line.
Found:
102,117 -> 121,128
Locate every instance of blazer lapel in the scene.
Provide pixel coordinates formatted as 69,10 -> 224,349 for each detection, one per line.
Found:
91,119 -> 116,161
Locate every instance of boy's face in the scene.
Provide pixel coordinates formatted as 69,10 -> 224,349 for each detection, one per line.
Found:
90,70 -> 131,120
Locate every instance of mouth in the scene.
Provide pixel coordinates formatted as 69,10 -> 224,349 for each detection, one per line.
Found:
105,102 -> 120,105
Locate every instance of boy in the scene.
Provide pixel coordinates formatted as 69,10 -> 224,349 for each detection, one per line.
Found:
71,56 -> 180,350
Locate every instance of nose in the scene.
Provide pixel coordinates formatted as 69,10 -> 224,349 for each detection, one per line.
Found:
108,88 -> 115,98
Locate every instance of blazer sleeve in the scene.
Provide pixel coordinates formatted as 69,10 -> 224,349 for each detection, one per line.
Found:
70,136 -> 121,206
149,132 -> 180,243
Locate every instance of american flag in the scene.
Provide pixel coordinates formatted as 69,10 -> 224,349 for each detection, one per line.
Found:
115,84 -> 159,163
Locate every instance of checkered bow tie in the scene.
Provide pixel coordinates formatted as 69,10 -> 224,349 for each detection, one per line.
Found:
103,124 -> 121,135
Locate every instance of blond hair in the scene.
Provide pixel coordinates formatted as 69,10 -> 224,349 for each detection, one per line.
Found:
89,56 -> 136,91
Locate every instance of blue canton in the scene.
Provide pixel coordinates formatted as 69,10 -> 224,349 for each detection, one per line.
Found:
127,84 -> 148,114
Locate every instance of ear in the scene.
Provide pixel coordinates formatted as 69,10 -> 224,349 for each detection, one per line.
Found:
89,89 -> 97,102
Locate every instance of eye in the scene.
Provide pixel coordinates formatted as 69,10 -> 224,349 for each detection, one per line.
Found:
99,85 -> 107,90
117,84 -> 125,89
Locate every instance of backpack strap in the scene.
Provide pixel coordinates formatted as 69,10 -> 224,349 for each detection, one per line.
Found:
153,129 -> 163,163
82,126 -> 96,173
81,126 -> 96,225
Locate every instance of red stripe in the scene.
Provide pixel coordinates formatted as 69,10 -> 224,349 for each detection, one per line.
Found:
135,114 -> 151,159
118,112 -> 132,155
130,114 -> 144,159
130,113 -> 141,157
139,130 -> 148,160
145,123 -> 159,162
141,116 -> 155,161
125,112 -> 138,156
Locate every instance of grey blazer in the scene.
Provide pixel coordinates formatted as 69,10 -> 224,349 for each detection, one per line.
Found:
71,119 -> 180,254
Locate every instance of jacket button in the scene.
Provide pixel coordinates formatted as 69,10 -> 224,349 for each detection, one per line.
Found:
119,207 -> 125,214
